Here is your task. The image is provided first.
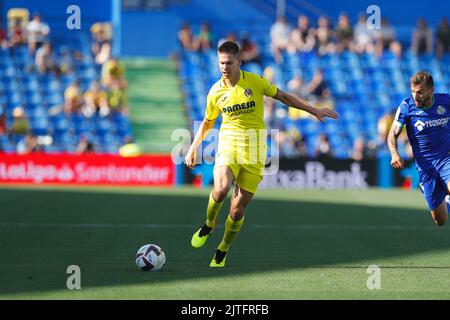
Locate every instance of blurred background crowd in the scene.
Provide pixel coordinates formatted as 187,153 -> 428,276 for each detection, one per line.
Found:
177,12 -> 449,161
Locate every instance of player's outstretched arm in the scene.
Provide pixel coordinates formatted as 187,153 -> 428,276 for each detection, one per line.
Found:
185,117 -> 217,169
273,89 -> 339,122
387,122 -> 405,169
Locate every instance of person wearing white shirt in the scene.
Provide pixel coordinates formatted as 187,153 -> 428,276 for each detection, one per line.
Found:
270,16 -> 292,63
27,14 -> 50,53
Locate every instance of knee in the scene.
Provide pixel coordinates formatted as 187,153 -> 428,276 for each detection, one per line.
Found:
229,207 -> 244,221
213,186 -> 230,202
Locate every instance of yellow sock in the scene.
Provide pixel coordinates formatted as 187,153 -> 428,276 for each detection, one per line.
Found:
218,215 -> 244,252
205,192 -> 224,228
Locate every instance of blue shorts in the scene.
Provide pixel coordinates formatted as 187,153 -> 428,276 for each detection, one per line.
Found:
419,156 -> 450,210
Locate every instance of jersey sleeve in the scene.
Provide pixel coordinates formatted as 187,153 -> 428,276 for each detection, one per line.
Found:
204,93 -> 220,120
394,100 -> 408,128
258,75 -> 278,97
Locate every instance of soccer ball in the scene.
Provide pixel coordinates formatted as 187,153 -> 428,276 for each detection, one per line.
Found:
135,244 -> 166,271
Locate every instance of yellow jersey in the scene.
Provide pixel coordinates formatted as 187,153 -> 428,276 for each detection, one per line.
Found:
205,70 -> 277,176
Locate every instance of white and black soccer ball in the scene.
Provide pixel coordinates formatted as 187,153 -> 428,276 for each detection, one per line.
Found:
135,244 -> 166,271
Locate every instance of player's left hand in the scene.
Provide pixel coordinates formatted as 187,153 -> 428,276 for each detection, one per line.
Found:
314,108 -> 339,122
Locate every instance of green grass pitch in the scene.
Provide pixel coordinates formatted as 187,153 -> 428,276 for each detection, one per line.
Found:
1,185 -> 450,299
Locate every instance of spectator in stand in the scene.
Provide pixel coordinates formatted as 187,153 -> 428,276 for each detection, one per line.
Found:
0,107 -> 7,135
17,134 -> 39,154
375,112 -> 393,154
397,130 -> 414,161
374,18 -> 402,58
9,19 -> 26,47
294,134 -> 308,157
218,32 -> 239,48
374,18 -> 395,52
352,137 -> 368,161
83,81 -> 109,117
277,129 -> 299,158
353,13 -> 375,54
411,18 -> 433,55
196,22 -> 214,52
10,106 -> 30,135
366,140 -> 378,159
102,57 -> 127,89
270,16 -> 292,63
58,47 -> 75,75
76,135 -> 95,154
311,71 -> 334,112
107,86 -> 128,114
335,13 -> 354,52
27,13 -> 50,54
262,66 -> 277,129
0,18 -> 8,49
102,57 -> 128,114
91,23 -> 112,65
35,42 -> 61,76
287,73 -> 308,98
308,69 -> 330,101
287,69 -> 334,121
315,133 -> 333,158
315,16 -> 335,55
287,15 -> 316,54
378,112 -> 393,140
240,31 -> 262,66
436,17 -> 450,59
178,22 -> 197,51
283,126 -> 308,158
287,73 -> 311,120
64,81 -> 83,114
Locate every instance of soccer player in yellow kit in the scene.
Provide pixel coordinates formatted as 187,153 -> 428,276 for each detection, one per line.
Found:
185,41 -> 338,267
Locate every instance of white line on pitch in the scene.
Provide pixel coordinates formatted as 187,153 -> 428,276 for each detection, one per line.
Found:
0,222 -> 441,230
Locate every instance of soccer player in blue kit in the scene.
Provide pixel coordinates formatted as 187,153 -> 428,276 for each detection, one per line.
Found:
388,71 -> 450,225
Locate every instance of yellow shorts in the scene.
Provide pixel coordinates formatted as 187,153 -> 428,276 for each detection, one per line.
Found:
217,164 -> 263,194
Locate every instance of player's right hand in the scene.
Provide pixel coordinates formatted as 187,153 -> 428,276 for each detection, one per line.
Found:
390,154 -> 405,169
185,148 -> 196,169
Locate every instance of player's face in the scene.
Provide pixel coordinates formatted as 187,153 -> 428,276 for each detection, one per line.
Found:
411,83 -> 434,107
218,52 -> 241,80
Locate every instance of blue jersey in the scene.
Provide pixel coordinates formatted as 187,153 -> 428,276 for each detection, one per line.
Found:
394,93 -> 450,170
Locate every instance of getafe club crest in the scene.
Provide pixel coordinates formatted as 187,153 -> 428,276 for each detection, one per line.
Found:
437,105 -> 446,115
244,88 -> 253,97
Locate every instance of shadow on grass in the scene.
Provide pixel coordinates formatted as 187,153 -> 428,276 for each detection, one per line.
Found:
0,187 -> 448,296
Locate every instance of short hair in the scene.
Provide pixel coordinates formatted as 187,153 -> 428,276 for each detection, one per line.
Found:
217,41 -> 240,56
410,71 -> 434,88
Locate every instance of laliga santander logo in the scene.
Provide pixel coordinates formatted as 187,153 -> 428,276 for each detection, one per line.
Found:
0,161 -> 75,183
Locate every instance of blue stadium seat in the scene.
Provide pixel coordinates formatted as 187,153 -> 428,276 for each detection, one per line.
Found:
0,136 -> 15,153
31,117 -> 49,135
0,30 -> 133,155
